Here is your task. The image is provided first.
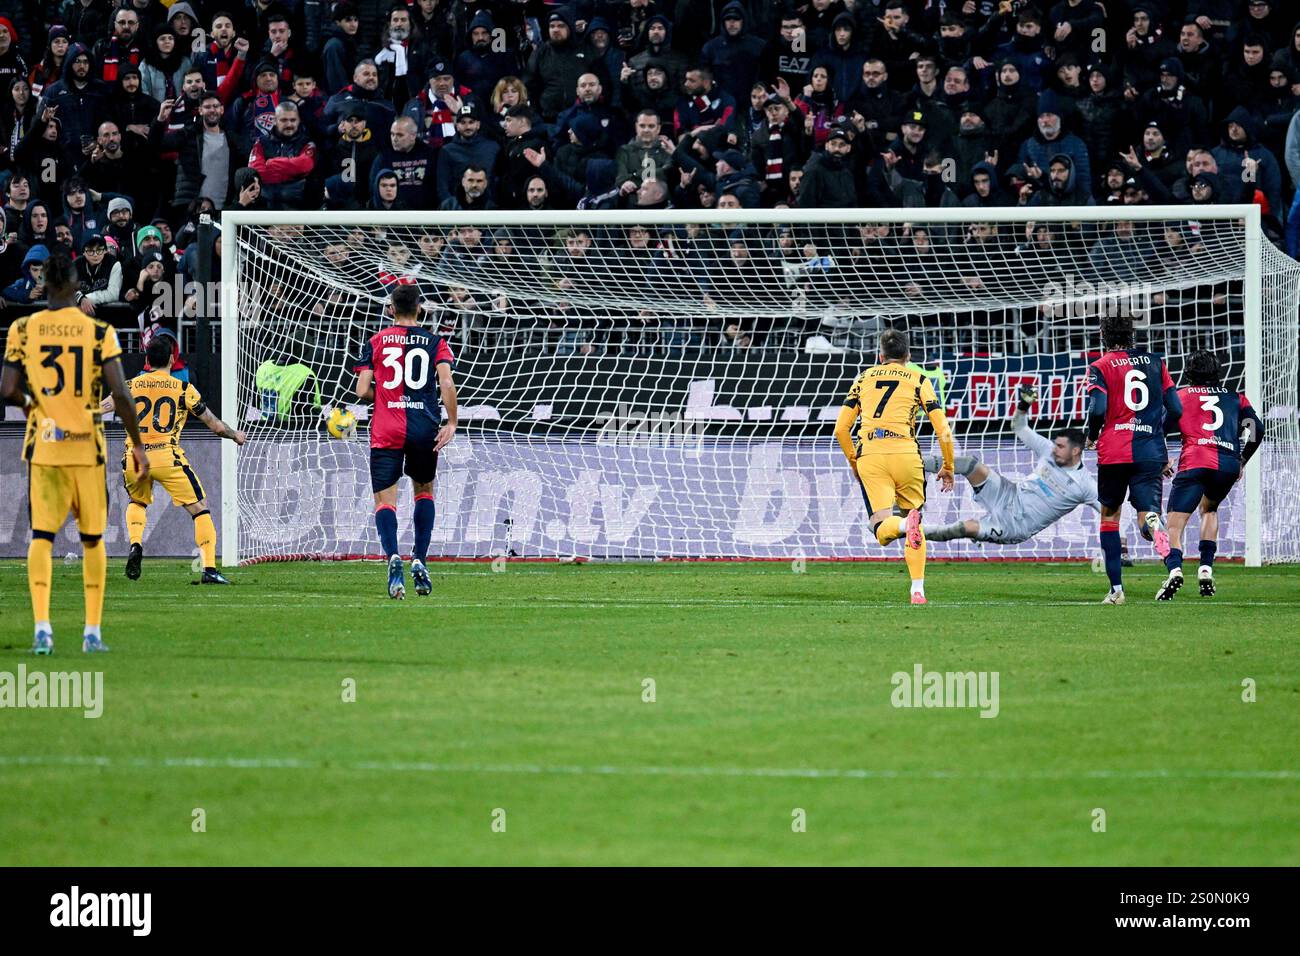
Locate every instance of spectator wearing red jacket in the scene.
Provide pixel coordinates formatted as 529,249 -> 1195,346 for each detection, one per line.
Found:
248,100 -> 317,209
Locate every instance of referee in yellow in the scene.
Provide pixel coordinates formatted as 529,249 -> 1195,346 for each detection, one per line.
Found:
835,329 -> 954,604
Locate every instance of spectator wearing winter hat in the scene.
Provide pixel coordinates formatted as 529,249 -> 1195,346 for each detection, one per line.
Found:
455,9 -> 519,110
1135,57 -> 1210,151
0,14 -> 27,91
104,196 -> 139,259
322,101 -> 380,209
402,59 -> 471,151
435,100 -> 500,205
74,232 -> 122,315
229,57 -> 284,158
553,109 -> 607,183
1017,90 -> 1091,199
523,7 -> 588,123
321,3 -> 361,96
122,223 -> 176,304
29,26 -> 70,98
123,246 -> 169,318
712,147 -> 760,208
952,102 -> 995,193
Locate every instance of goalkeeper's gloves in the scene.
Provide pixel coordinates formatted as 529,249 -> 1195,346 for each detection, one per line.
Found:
1016,385 -> 1037,413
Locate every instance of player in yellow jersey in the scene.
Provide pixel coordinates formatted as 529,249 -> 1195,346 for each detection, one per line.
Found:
104,336 -> 246,584
1,248 -> 149,654
834,329 -> 955,604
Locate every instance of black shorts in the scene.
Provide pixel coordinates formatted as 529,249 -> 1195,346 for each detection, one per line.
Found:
370,444 -> 438,493
1097,460 -> 1164,513
1168,467 -> 1239,514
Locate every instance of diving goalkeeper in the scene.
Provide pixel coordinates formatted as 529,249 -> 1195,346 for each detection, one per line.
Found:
921,386 -> 1100,544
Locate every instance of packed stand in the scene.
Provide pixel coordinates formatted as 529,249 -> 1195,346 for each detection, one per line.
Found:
0,0 -> 1294,357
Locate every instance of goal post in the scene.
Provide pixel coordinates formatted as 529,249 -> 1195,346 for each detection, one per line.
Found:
219,205 -> 1300,566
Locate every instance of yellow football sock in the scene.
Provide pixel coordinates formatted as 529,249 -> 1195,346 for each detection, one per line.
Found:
126,502 -> 147,546
904,528 -> 927,584
193,511 -> 216,570
28,536 -> 52,623
875,516 -> 904,546
82,538 -> 106,629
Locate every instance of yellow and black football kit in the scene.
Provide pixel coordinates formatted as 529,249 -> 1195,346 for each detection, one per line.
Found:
3,307 -> 122,630
120,369 -> 217,570
835,361 -> 955,588
122,370 -> 208,506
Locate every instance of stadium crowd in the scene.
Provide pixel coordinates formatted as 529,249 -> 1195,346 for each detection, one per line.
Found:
0,0 -> 1293,348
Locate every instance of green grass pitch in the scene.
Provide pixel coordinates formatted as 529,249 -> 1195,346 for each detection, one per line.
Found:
1,558 -> 1297,866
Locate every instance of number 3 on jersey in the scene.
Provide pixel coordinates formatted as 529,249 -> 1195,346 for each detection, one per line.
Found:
380,346 -> 430,390
1198,395 -> 1223,431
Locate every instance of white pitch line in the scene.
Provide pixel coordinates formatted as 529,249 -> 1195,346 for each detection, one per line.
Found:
91,595 -> 1300,610
0,755 -> 1296,781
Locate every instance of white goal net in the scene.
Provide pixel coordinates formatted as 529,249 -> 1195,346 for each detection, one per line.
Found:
221,207 -> 1300,565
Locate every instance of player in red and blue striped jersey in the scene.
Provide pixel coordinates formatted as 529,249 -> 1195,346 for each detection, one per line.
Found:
1085,315 -> 1183,605
353,285 -> 458,599
1156,350 -> 1265,601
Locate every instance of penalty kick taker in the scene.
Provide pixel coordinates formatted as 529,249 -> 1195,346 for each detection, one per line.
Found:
921,386 -> 1100,544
